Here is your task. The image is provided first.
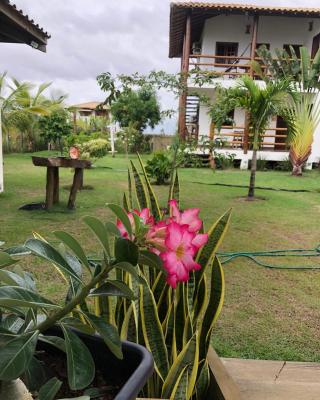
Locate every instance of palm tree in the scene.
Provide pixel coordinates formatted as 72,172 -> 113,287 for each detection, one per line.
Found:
211,76 -> 293,198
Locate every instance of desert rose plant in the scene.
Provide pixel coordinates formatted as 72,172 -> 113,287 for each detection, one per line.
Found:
0,216 -> 143,400
105,154 -> 231,399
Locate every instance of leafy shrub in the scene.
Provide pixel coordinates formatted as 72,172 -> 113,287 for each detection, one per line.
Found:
256,157 -> 267,171
80,138 -> 110,159
214,152 -> 235,169
145,152 -> 172,184
274,157 -> 293,171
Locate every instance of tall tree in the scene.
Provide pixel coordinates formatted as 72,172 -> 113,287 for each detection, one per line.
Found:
211,76 -> 292,198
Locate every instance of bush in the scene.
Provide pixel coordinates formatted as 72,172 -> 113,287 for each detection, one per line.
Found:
214,152 -> 235,169
145,152 -> 172,184
80,138 -> 110,159
274,157 -> 293,171
256,157 -> 267,171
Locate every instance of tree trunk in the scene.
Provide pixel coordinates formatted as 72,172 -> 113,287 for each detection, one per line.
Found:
248,149 -> 257,198
292,164 -> 303,176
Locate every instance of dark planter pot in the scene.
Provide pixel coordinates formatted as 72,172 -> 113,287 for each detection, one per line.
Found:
41,326 -> 154,400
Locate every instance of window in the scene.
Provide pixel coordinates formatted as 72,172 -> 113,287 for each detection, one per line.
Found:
216,42 -> 239,65
283,44 -> 302,58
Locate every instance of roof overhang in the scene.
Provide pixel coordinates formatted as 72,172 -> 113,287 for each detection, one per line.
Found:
0,1 -> 50,52
169,2 -> 320,58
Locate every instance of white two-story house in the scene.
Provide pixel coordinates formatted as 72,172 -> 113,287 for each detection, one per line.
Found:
169,2 -> 320,169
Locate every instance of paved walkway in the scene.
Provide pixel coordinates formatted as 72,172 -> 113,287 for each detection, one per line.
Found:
222,358 -> 320,400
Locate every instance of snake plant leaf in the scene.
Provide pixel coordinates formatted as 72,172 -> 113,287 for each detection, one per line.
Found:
130,160 -> 149,209
107,203 -> 133,238
61,324 -> 95,390
84,312 -> 123,359
38,377 -> 62,400
0,330 -> 39,380
115,237 -> 139,265
137,153 -> 162,220
194,359 -> 210,399
0,251 -> 17,268
54,231 -> 91,274
162,333 -> 199,399
170,365 -> 189,400
194,208 -> 231,293
89,280 -> 135,300
25,239 -> 83,285
0,286 -> 61,309
200,257 -> 225,361
123,192 -> 130,212
83,216 -> 110,258
105,221 -> 121,237
140,276 -> 169,381
169,170 -> 180,206
58,397 -> 90,400
138,250 -> 164,272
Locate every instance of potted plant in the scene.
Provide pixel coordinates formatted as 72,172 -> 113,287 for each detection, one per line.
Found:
0,214 -> 155,400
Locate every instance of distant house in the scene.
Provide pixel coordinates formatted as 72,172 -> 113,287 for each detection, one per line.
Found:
169,2 -> 320,169
0,1 -> 50,193
71,102 -> 111,125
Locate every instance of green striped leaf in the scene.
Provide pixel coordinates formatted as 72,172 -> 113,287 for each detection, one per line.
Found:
140,276 -> 169,381
137,153 -> 161,220
194,208 -> 231,295
130,160 -> 149,209
162,333 -> 199,399
169,170 -> 180,205
170,365 -> 189,400
199,257 -> 225,361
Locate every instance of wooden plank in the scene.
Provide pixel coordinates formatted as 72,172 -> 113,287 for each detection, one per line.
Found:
207,348 -> 243,400
32,156 -> 91,169
45,167 -> 55,209
67,168 -> 83,210
53,167 -> 59,204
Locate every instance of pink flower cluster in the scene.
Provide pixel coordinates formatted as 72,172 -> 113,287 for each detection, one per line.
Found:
117,200 -> 208,288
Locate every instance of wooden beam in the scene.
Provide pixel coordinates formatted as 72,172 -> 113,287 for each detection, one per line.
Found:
178,11 -> 191,141
250,15 -> 259,76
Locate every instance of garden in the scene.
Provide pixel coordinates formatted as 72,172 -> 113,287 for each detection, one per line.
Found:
1,44 -> 320,400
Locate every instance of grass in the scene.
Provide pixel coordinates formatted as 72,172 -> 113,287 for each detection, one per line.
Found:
1,152 -> 320,362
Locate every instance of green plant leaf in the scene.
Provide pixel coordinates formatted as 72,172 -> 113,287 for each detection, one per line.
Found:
0,330 -> 39,380
0,251 -> 17,268
107,203 -> 132,238
83,216 -> 110,257
0,269 -> 29,288
137,152 -> 161,220
38,335 -> 66,352
22,356 -> 47,391
170,365 -> 189,400
105,221 -> 121,237
25,239 -> 83,285
162,333 -> 198,399
112,261 -> 142,283
138,250 -> 164,271
84,313 -> 123,359
54,231 -> 91,274
130,160 -> 149,209
38,377 -> 62,400
61,324 -> 95,390
140,276 -> 169,381
115,238 -> 139,265
199,257 -> 225,361
89,280 -> 135,300
58,397 -> 90,400
194,208 -> 231,295
0,286 -> 61,309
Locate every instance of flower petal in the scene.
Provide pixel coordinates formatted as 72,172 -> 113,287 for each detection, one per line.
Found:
192,233 -> 209,249
169,199 -> 181,222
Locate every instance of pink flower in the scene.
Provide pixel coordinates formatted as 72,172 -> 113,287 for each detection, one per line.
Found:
169,199 -> 202,233
160,222 -> 208,288
117,208 -> 154,239
146,221 -> 167,254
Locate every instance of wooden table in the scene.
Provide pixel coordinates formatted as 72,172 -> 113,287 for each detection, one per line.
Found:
32,156 -> 91,209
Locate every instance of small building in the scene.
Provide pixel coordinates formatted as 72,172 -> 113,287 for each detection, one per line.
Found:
71,102 -> 111,125
169,2 -> 320,169
0,1 -> 50,192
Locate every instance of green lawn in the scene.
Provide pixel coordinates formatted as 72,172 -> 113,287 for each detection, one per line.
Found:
1,152 -> 320,362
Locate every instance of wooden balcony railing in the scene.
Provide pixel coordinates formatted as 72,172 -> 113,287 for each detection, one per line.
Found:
209,125 -> 289,151
188,54 -> 301,78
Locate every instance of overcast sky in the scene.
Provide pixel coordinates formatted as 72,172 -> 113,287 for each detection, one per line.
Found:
1,0 -> 320,133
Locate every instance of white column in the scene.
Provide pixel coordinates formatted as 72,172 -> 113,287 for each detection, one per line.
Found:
0,101 -> 3,193
109,123 -> 116,157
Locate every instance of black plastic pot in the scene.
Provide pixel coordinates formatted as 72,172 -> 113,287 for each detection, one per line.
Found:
41,326 -> 154,400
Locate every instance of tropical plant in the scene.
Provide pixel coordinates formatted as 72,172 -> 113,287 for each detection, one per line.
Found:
145,152 -> 172,184
103,154 -> 231,399
0,215 -> 142,400
211,76 -> 293,198
39,108 -> 73,154
80,138 -> 110,160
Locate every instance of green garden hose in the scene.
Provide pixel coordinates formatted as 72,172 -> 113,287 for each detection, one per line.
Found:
217,245 -> 320,270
